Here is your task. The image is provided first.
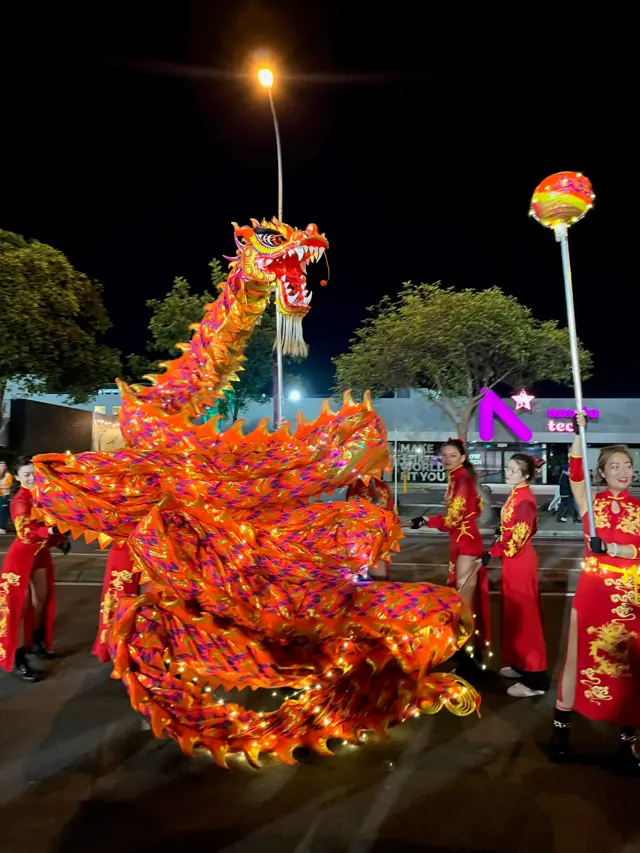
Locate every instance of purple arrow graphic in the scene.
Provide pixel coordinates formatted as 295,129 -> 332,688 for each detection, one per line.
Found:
478,388 -> 533,442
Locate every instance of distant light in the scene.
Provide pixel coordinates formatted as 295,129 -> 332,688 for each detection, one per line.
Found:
289,390 -> 301,402
258,68 -> 274,88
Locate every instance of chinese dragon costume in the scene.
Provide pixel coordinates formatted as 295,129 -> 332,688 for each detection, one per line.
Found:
32,219 -> 479,767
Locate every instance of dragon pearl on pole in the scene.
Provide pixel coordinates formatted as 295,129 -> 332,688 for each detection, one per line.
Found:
529,171 -> 596,537
258,67 -> 285,426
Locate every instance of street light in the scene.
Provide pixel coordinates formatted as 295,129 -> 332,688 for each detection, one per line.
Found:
257,65 -> 285,426
289,389 -> 301,402
257,68 -> 274,88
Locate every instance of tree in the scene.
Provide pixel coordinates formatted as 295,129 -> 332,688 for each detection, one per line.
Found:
127,261 -> 286,423
0,228 -> 121,418
333,283 -> 593,442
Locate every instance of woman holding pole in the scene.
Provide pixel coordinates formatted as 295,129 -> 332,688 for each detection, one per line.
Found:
551,413 -> 640,770
410,439 -> 490,666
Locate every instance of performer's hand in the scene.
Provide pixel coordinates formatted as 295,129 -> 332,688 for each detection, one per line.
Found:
409,516 -> 426,530
481,551 -> 491,566
574,411 -> 589,432
57,538 -> 71,556
589,536 -> 607,555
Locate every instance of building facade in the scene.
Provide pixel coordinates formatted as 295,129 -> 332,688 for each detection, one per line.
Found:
3,383 -> 640,485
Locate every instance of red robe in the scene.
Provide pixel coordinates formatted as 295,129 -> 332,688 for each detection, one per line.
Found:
93,542 -> 140,663
489,483 -> 547,673
557,455 -> 640,725
0,487 -> 62,670
426,465 -> 490,649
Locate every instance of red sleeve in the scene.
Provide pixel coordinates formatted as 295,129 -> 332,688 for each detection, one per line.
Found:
490,499 -> 536,558
426,474 -> 471,532
11,498 -> 51,544
569,455 -> 584,483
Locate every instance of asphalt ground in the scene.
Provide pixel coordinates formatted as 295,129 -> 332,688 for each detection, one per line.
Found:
2,533 -> 638,853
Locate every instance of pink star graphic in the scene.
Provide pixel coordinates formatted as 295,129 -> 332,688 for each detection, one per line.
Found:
511,390 -> 535,411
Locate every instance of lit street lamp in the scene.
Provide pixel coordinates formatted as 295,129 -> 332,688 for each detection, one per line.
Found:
289,389 -> 301,402
257,66 -> 285,426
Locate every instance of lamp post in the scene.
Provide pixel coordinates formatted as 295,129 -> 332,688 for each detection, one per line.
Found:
258,67 -> 285,426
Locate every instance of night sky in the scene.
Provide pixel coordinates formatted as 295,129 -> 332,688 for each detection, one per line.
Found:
2,6 -> 634,397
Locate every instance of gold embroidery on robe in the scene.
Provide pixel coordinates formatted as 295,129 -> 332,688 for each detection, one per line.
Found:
0,572 -> 21,661
586,620 -> 637,678
500,495 -> 516,525
444,496 -> 466,528
99,568 -> 134,646
593,499 -> 611,530
617,505 -> 640,536
581,574 -> 639,704
580,669 -> 613,704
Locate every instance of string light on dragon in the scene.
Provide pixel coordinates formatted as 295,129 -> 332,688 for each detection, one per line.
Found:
31,219 -> 479,768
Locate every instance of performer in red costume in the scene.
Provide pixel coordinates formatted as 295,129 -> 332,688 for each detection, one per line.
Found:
482,454 -> 548,698
0,458 -> 69,681
551,413 -> 640,771
411,439 -> 490,666
93,541 -> 140,663
346,476 -> 395,579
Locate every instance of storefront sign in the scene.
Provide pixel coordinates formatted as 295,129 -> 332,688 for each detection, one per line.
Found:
479,388 -> 600,440
395,442 -> 447,483
547,420 -> 574,433
547,407 -> 600,419
478,388 -> 533,442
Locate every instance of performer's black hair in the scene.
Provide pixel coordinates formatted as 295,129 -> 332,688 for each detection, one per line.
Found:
440,438 -> 478,484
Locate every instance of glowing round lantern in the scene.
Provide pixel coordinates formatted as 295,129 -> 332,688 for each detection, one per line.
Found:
529,171 -> 595,229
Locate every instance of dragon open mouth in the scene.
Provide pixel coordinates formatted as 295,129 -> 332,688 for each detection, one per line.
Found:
269,240 -> 326,316
233,219 -> 329,358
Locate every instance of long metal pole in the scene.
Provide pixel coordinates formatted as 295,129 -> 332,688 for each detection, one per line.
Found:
555,222 -> 596,536
268,88 -> 285,426
393,429 -> 399,510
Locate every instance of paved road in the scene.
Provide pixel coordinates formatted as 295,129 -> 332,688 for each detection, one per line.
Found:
3,536 -> 640,853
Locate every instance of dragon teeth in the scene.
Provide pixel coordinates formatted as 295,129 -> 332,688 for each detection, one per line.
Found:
295,246 -> 305,260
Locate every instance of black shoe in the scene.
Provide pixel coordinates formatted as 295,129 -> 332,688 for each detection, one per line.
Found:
31,629 -> 56,661
549,709 -> 572,762
13,647 -> 40,682
451,649 -> 481,680
618,728 -> 640,775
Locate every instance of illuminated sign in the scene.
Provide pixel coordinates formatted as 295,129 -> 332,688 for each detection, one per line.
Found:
547,420 -> 574,433
478,388 -> 533,442
479,390 -> 600,441
547,406 -> 599,433
547,407 -> 599,419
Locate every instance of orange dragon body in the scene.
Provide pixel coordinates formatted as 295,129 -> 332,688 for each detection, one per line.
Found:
32,219 -> 478,767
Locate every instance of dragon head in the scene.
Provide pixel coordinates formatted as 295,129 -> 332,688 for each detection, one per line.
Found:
231,218 -> 329,357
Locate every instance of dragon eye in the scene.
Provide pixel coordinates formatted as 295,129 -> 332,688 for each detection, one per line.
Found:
254,228 -> 286,249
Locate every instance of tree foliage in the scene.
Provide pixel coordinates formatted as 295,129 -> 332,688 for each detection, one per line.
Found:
0,228 -> 121,412
333,282 -> 593,441
127,261 -> 283,422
